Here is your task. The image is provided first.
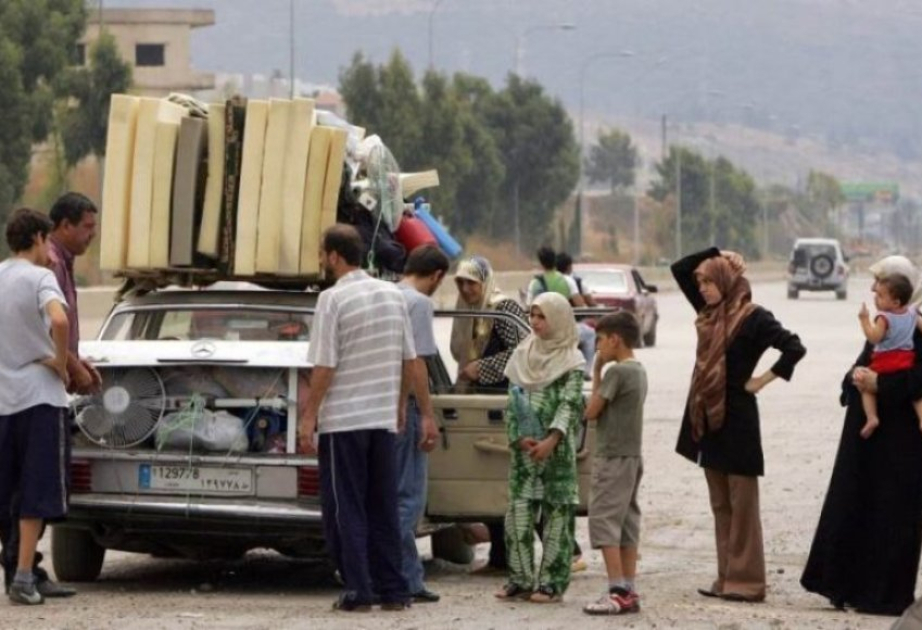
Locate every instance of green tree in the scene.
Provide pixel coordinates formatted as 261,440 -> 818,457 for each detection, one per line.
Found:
585,128 -> 638,193
805,170 -> 845,231
0,0 -> 87,246
650,146 -> 760,257
478,75 -> 579,247
55,32 -> 133,167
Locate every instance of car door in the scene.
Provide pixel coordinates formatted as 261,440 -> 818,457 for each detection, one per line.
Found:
425,308 -> 594,523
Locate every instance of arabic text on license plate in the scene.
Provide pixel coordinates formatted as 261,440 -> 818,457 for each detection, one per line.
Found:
138,464 -> 254,495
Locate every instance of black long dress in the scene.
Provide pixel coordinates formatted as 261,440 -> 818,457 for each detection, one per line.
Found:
801,335 -> 922,615
672,248 -> 806,476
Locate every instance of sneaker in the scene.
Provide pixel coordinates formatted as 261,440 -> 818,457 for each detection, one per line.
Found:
331,592 -> 371,612
9,581 -> 44,606
34,571 -> 76,598
583,588 -> 639,615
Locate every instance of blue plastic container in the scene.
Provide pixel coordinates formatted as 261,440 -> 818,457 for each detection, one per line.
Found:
415,204 -> 463,259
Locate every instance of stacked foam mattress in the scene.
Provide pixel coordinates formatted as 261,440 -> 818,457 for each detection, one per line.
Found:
100,94 -> 348,278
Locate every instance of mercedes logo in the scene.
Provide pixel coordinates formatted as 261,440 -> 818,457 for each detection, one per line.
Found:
191,341 -> 217,358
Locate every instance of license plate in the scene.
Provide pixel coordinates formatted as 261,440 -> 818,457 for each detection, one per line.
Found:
138,464 -> 254,495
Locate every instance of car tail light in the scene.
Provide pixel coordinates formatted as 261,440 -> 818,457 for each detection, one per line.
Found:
70,459 -> 92,494
297,466 -> 320,497
837,264 -> 846,275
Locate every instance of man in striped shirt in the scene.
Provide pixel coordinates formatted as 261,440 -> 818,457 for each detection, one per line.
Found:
299,225 -> 416,612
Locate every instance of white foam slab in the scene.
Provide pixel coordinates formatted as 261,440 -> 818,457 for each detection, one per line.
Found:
148,120 -> 179,268
170,117 -> 207,267
321,128 -> 348,235
300,126 -> 332,275
279,98 -> 315,275
255,99 -> 291,273
100,95 -> 140,270
234,100 -> 268,276
197,103 -> 226,257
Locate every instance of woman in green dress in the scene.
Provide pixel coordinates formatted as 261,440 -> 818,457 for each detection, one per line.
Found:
495,292 -> 586,603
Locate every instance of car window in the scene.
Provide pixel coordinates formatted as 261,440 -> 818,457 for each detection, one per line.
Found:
577,269 -> 629,293
794,244 -> 837,259
101,308 -> 312,342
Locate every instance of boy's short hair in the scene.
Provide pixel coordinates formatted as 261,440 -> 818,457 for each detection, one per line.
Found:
404,245 -> 449,277
322,225 -> 365,267
5,208 -> 53,253
879,274 -> 914,307
49,192 -> 97,228
596,311 -> 641,348
537,246 -> 556,270
555,252 -> 574,274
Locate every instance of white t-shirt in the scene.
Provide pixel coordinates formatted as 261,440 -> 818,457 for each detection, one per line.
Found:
0,259 -> 68,415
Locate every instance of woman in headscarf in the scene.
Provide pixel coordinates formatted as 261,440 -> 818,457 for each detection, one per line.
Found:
450,256 -> 528,391
494,293 -> 585,603
802,255 -> 922,616
672,248 -> 805,603
450,256 -> 529,572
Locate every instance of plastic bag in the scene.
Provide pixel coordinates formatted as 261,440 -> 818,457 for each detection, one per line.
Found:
156,407 -> 248,453
510,385 -> 543,440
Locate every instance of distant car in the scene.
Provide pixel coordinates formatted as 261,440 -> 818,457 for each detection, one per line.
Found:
573,264 -> 659,347
787,237 -> 849,300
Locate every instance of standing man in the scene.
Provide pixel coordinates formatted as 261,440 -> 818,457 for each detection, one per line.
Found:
0,209 -> 71,605
396,245 -> 450,604
526,246 -> 580,305
556,252 -> 596,367
299,225 -> 415,612
0,193 -> 99,600
48,192 -> 101,395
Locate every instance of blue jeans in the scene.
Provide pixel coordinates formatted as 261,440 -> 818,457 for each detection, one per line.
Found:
395,400 -> 428,594
578,323 -> 596,367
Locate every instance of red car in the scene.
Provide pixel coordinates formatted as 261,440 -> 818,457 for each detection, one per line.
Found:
573,264 -> 660,347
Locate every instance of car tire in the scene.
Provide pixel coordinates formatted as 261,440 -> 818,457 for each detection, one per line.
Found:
643,324 -> 657,347
810,254 -> 834,279
836,288 -> 847,300
51,525 -> 105,582
787,287 -> 799,299
431,526 -> 475,565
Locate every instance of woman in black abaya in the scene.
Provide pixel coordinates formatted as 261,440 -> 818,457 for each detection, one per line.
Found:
801,255 -> 922,616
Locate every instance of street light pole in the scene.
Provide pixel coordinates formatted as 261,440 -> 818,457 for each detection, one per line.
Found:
427,0 -> 446,70
577,50 -> 635,256
514,22 -> 576,77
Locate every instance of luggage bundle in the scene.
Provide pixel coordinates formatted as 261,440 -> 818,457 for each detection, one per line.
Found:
98,92 -> 460,284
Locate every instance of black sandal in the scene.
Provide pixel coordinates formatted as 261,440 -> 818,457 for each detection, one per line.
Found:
495,583 -> 532,600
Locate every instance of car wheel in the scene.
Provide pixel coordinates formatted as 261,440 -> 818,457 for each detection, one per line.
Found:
836,288 -> 847,300
787,287 -> 799,299
642,323 -> 657,347
431,526 -> 475,565
810,254 -> 834,279
51,525 -> 105,582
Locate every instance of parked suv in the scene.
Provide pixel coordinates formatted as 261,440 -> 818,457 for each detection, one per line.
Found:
787,237 -> 849,300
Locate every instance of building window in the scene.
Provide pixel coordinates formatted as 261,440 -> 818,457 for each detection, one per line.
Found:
74,43 -> 86,66
135,44 -> 165,67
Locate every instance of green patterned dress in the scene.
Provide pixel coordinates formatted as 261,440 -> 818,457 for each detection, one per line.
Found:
504,369 -> 584,595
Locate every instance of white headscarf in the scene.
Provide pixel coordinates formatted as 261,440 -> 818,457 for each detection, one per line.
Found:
450,256 -> 509,364
868,255 -> 922,306
504,293 -> 586,392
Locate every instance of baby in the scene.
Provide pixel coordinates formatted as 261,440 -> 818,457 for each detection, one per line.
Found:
858,273 -> 922,438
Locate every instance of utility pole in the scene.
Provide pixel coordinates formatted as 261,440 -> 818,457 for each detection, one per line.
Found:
675,147 -> 682,260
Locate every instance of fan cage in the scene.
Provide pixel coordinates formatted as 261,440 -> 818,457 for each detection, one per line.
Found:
74,367 -> 167,449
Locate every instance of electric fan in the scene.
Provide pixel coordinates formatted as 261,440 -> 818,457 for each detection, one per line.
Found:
364,143 -> 404,232
74,368 -> 167,448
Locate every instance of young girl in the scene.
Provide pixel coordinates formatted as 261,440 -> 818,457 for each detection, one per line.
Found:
495,293 -> 585,603
672,248 -> 805,603
857,273 -> 922,438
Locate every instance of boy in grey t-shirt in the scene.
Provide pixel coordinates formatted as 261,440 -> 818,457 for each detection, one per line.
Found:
0,209 -> 70,606
582,312 -> 647,616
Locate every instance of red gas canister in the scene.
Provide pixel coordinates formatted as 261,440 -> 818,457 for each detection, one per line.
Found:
395,212 -> 438,254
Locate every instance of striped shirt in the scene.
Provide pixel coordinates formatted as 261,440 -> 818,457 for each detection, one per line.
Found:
308,270 -> 416,434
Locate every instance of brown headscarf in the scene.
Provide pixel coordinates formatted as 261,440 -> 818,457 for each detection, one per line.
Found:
689,256 -> 757,441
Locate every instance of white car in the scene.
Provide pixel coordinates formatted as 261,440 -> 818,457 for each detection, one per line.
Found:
787,237 -> 849,300
53,285 -> 595,582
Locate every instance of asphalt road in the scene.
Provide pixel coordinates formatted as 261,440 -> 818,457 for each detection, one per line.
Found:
6,277 -> 901,629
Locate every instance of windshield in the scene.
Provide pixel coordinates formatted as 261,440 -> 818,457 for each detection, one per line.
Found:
577,270 -> 629,294
101,308 -> 312,342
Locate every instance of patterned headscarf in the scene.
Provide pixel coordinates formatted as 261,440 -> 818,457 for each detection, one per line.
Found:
450,256 -> 509,364
689,256 -> 757,441
504,293 -> 586,392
